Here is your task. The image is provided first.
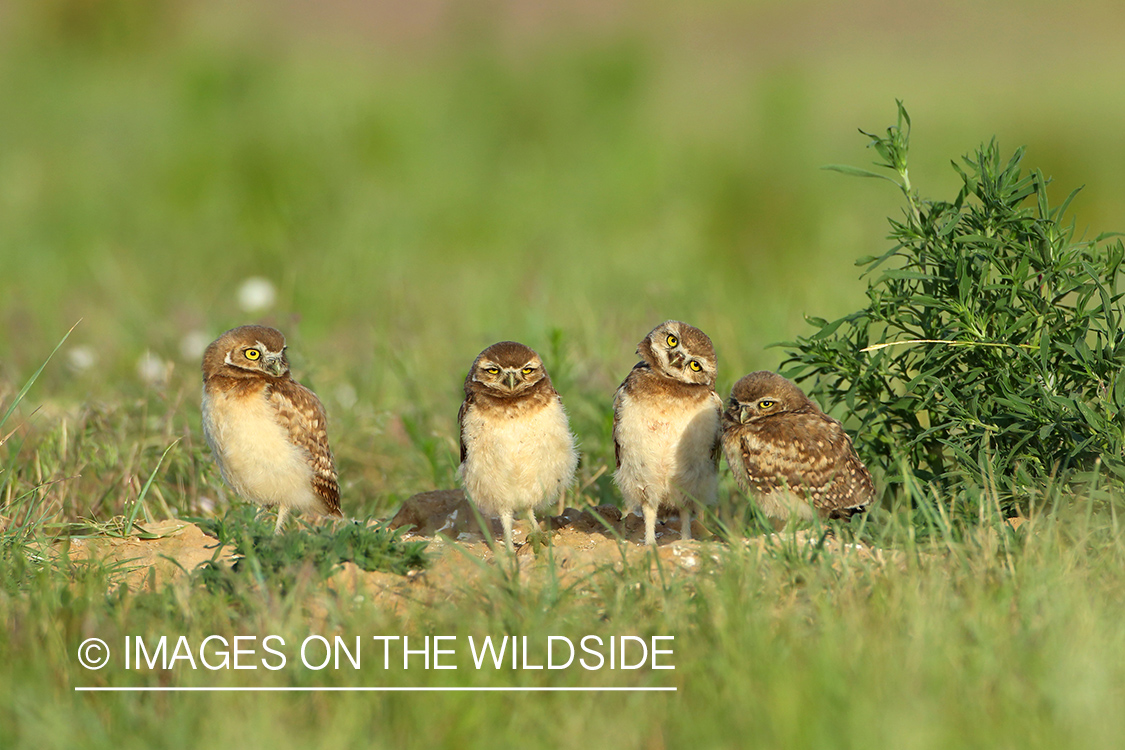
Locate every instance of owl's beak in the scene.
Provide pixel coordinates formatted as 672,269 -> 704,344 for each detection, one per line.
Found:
669,351 -> 685,368
504,371 -> 517,390
265,355 -> 286,378
737,405 -> 752,424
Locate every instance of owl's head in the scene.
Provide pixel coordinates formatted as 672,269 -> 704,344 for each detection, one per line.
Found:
726,371 -> 815,424
202,325 -> 290,381
467,341 -> 550,398
637,320 -> 717,387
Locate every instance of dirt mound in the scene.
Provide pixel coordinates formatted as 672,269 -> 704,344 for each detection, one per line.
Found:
62,520 -> 237,590
53,491 -> 890,612
388,488 -> 711,546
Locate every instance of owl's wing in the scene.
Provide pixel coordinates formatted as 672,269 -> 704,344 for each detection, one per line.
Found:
709,390 -> 723,466
611,364 -> 644,470
730,426 -> 787,496
794,413 -> 874,514
816,415 -> 875,517
268,381 -> 341,515
611,384 -> 624,470
749,412 -> 874,513
457,393 -> 472,466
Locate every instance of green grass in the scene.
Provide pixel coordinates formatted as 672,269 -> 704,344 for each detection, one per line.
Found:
3,0 -> 1125,747
3,503 -> 1125,749
192,504 -> 427,595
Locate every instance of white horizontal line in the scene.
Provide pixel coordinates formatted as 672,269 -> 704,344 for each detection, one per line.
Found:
75,686 -> 676,693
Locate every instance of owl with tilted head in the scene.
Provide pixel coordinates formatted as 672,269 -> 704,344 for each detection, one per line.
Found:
721,371 -> 874,524
458,341 -> 578,551
613,320 -> 723,546
201,325 -> 341,533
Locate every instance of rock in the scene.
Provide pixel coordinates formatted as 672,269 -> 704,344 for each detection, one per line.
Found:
389,489 -> 493,538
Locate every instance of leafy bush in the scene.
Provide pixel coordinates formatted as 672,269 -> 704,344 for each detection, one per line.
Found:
780,103 -> 1125,507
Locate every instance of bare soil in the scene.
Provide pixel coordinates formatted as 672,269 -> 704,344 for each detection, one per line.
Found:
57,490 -> 891,611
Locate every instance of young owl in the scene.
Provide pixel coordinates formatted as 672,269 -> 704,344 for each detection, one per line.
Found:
721,371 -> 874,523
613,320 -> 723,546
201,325 -> 341,533
458,341 -> 578,551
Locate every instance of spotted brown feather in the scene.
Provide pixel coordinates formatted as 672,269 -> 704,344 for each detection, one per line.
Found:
721,370 -> 874,521
268,380 -> 341,516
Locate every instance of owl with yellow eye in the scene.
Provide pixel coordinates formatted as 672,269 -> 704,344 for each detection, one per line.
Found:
458,341 -> 579,551
721,370 -> 874,523
612,320 -> 723,546
201,325 -> 342,532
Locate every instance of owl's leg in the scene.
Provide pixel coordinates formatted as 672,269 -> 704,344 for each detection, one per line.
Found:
524,508 -> 551,548
680,504 -> 692,542
642,504 -> 658,546
500,510 -> 515,552
274,505 -> 289,535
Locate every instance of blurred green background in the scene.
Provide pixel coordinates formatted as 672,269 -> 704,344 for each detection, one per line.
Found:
3,0 -> 1125,516
5,6 -> 1125,748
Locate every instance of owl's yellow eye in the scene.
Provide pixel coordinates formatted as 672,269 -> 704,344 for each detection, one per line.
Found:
485,367 -> 500,375
666,334 -> 678,347
758,399 -> 776,410
689,360 -> 702,372
244,348 -> 261,361
521,367 -> 535,375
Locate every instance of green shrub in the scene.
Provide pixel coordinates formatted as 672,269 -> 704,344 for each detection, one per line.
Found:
194,505 -> 427,597
780,102 -> 1125,509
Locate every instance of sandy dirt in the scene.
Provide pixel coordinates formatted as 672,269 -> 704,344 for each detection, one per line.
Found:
61,519 -> 237,591
54,490 -> 892,609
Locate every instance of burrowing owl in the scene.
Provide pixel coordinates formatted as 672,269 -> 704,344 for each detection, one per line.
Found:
458,341 -> 578,551
613,320 -> 723,546
201,325 -> 342,532
721,370 -> 874,523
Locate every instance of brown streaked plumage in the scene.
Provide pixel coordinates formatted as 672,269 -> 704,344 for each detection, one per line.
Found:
721,371 -> 874,523
201,325 -> 341,532
613,320 -> 723,546
458,341 -> 578,551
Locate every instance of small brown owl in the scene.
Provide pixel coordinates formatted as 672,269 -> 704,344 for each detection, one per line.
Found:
613,320 -> 723,546
458,341 -> 578,551
201,325 -> 341,532
721,371 -> 874,523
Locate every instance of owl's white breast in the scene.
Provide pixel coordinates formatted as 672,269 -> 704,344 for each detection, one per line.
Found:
459,396 -> 578,517
615,388 -> 720,510
201,384 -> 321,512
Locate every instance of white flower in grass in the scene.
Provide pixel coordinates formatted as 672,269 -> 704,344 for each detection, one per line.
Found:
237,277 -> 277,313
67,345 -> 97,374
179,330 -> 211,361
137,350 -> 169,386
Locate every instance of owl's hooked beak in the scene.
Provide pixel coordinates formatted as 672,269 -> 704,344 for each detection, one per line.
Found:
504,370 -> 518,390
668,351 -> 686,368
265,355 -> 286,378
736,404 -> 752,424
